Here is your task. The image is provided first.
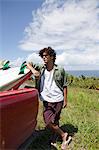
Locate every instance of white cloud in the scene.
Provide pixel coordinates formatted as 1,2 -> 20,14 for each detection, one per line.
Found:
19,0 -> 99,70
11,57 -> 24,67
26,53 -> 42,64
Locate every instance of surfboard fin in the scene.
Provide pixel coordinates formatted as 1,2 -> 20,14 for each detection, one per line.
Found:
18,61 -> 26,74
2,60 -> 10,70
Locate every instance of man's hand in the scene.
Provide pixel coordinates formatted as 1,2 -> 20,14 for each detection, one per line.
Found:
63,87 -> 67,108
26,63 -> 33,70
63,100 -> 67,108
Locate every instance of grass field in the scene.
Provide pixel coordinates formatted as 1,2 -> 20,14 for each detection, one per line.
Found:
27,87 -> 99,150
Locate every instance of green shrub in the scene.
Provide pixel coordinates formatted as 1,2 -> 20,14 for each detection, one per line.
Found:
67,74 -> 99,90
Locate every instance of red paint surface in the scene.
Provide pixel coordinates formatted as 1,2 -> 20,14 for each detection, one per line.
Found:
0,88 -> 39,149
12,71 -> 32,90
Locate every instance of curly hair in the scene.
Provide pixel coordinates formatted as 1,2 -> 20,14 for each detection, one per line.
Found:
39,47 -> 56,63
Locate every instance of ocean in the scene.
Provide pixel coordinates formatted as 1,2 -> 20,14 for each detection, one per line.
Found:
66,70 -> 99,77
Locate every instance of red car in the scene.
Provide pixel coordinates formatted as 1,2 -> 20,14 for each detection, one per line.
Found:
0,87 -> 39,149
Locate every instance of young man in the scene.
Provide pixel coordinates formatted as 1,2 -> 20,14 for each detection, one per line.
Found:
27,47 -> 70,149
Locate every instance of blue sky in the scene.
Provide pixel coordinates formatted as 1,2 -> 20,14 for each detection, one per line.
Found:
1,0 -> 99,70
1,0 -> 43,61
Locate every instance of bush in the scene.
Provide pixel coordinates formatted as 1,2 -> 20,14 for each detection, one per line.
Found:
67,74 -> 99,90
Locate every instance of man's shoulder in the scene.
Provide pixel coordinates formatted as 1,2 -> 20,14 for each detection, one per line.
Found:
54,64 -> 65,71
54,64 -> 68,76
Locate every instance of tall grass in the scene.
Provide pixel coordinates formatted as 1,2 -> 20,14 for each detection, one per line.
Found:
28,87 -> 99,150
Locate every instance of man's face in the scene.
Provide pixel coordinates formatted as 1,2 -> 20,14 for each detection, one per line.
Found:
42,52 -> 53,65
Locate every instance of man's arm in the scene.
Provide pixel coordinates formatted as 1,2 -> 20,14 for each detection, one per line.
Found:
63,86 -> 67,108
27,63 -> 40,78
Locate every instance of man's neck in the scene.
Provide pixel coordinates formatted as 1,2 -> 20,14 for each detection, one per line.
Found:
45,62 -> 54,71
